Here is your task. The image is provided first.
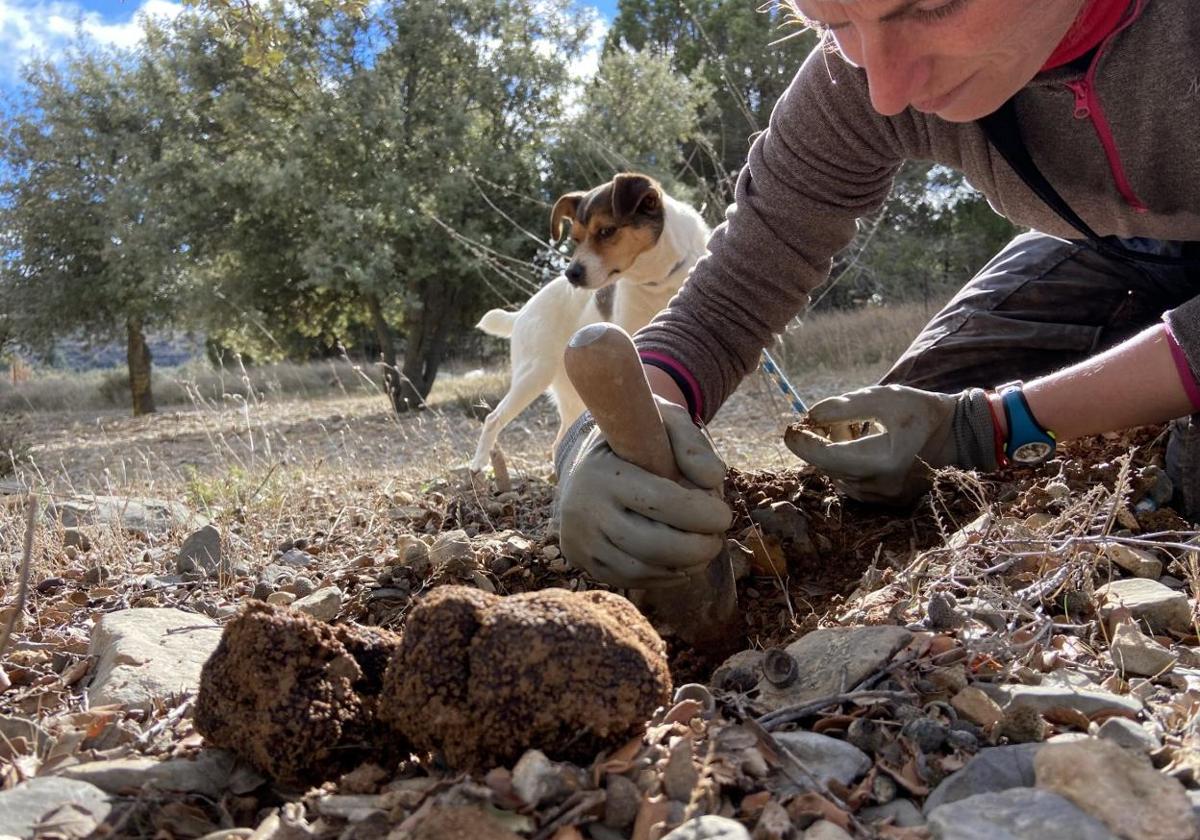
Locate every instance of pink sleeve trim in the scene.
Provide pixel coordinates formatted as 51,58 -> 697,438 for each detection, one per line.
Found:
639,350 -> 705,421
1162,320 -> 1200,412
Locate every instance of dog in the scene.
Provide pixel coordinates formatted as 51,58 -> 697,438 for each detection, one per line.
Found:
470,172 -> 710,473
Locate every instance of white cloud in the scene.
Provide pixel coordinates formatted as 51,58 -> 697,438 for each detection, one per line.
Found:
0,0 -> 183,74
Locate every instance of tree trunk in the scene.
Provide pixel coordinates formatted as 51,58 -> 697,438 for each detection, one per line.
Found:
366,293 -> 404,412
126,317 -> 156,416
393,279 -> 460,413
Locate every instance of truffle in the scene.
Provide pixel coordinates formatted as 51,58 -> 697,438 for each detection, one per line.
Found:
195,602 -> 402,785
381,586 -> 671,770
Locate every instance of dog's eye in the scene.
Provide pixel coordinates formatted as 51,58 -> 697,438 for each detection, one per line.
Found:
596,226 -> 617,240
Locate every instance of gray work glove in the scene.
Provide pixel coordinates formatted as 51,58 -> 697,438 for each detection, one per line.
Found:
784,385 -> 998,504
554,398 -> 733,589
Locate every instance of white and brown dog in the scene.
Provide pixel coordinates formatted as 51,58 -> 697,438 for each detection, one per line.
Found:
471,173 -> 710,473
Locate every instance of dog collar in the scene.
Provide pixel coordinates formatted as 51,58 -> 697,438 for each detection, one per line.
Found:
998,382 -> 1057,465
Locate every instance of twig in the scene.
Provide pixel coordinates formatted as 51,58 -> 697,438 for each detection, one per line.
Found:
756,689 -> 914,731
0,495 -> 37,659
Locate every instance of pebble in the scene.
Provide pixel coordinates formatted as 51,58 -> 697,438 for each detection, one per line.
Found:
660,816 -> 751,840
603,773 -> 640,830
176,524 -> 223,576
287,576 -> 316,598
58,750 -> 261,799
1095,579 -> 1192,635
63,527 -> 92,552
978,682 -> 1142,718
511,750 -> 571,808
1100,542 -> 1163,579
859,799 -> 925,827
756,626 -> 912,711
951,687 -> 1004,728
251,581 -> 274,600
1109,621 -> 1177,677
429,530 -> 476,575
1035,738 -> 1195,840
804,821 -> 852,840
772,731 -> 871,788
292,587 -> 341,622
927,788 -> 1117,840
923,744 -> 1042,813
1096,717 -> 1161,754
82,565 -> 109,585
280,548 -> 315,568
663,737 -> 699,802
0,777 -> 112,838
266,591 -> 296,606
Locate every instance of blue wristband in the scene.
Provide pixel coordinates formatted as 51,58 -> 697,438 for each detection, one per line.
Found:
999,384 -> 1056,465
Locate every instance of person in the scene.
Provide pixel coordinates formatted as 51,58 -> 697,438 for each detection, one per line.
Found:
554,0 -> 1200,590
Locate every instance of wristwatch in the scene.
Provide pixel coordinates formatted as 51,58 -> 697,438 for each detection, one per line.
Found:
997,382 -> 1057,465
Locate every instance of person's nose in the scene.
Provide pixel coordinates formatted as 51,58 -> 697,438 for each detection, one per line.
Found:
843,28 -> 933,116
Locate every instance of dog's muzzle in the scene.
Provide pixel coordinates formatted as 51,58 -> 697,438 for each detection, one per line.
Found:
565,262 -> 586,286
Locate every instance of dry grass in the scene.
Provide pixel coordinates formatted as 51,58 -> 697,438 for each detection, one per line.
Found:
778,299 -> 944,377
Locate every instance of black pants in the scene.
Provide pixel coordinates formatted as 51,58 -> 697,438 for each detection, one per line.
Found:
879,231 -> 1200,518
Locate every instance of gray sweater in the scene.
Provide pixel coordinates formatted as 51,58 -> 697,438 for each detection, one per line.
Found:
635,0 -> 1200,423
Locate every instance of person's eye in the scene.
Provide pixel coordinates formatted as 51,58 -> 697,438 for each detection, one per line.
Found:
912,0 -> 970,23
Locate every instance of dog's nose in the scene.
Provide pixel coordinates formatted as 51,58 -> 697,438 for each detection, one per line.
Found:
565,263 -> 585,286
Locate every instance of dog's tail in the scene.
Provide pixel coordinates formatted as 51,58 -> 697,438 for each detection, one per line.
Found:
476,308 -> 518,339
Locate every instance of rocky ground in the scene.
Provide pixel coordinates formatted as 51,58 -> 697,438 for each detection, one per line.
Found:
1,381 -> 1199,839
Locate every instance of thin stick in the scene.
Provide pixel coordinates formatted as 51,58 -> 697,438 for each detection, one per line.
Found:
756,689 -> 914,731
0,495 -> 38,658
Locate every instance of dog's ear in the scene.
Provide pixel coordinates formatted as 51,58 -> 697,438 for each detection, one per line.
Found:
550,192 -> 585,242
611,173 -> 662,221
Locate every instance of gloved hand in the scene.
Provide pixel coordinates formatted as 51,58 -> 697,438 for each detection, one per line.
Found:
784,385 -> 999,504
554,398 -> 733,589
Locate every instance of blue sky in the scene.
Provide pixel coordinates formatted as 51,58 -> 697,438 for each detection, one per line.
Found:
0,0 -> 615,91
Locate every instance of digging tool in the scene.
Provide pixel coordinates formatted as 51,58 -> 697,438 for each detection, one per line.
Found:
564,322 -> 742,650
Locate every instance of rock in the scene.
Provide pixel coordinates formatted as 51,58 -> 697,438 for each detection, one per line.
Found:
928,592 -> 964,630
88,608 -> 221,712
176,524 -> 223,576
266,591 -> 296,606
1109,621 -> 1177,677
259,564 -> 294,586
660,815 -> 752,840
951,687 -> 1004,728
859,799 -> 925,827
407,805 -> 525,840
0,777 -> 113,838
57,750 -> 262,798
62,527 -> 92,552
977,683 -> 1142,718
1101,542 -> 1163,579
1097,717 -> 1160,753
923,744 -> 1043,813
603,773 -> 641,830
1095,579 -> 1192,634
0,714 -> 51,757
287,576 -> 316,597
927,789 -> 1117,840
402,542 -> 431,577
1035,738 -> 1194,840
195,603 -> 402,785
772,731 -> 871,788
663,737 -> 699,802
711,649 -> 764,692
251,581 -> 274,600
279,548 -> 315,568
511,749 -> 571,808
804,821 -> 853,840
293,587 -> 341,622
50,495 -> 205,536
749,501 -> 814,551
380,586 -> 671,771
429,529 -> 477,575
756,626 -> 913,711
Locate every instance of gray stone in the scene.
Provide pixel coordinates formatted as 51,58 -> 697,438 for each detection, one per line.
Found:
50,495 -> 205,536
660,816 -> 751,840
176,525 -> 223,576
923,744 -> 1043,814
749,501 -> 814,551
978,683 -> 1142,719
58,750 -> 262,798
803,821 -> 853,840
1109,621 -> 1177,677
87,607 -> 221,711
928,789 -> 1117,840
0,777 -> 112,838
603,773 -> 641,830
1096,579 -> 1192,634
772,731 -> 871,788
287,576 -> 316,597
279,548 -> 315,568
292,587 -> 341,622
429,529 -> 477,575
1096,717 -> 1160,753
757,626 -> 912,711
0,714 -> 51,757
1035,738 -> 1195,840
1100,542 -> 1163,579
512,749 -> 569,809
266,591 -> 296,606
62,527 -> 92,552
859,799 -> 925,827
710,649 -> 764,692
663,737 -> 699,802
259,564 -> 294,586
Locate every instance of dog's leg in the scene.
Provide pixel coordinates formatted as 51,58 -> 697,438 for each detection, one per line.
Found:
548,374 -> 587,455
471,361 -> 556,473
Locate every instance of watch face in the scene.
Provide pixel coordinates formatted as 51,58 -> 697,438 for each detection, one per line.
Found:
1012,440 -> 1054,465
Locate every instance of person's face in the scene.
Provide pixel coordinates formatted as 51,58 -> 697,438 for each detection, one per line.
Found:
793,0 -> 1087,121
